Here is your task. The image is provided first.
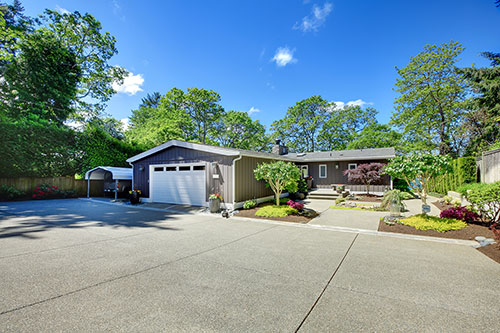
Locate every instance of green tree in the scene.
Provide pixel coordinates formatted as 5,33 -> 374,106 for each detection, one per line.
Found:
1,30 -> 80,123
215,110 -> 268,150
384,153 -> 451,206
271,96 -> 330,152
40,9 -> 127,118
254,161 -> 301,206
0,0 -> 33,65
460,52 -> 500,154
391,41 -> 469,156
140,92 -> 161,108
85,116 -> 125,139
126,87 -> 193,148
183,88 -> 224,144
318,105 -> 377,150
346,123 -> 402,151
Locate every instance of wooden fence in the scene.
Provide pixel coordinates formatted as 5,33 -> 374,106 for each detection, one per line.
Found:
0,177 -> 104,197
478,148 -> 500,184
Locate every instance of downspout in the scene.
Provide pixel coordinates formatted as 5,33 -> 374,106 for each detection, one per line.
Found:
232,154 -> 243,209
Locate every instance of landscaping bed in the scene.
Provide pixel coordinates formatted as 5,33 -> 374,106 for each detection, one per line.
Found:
354,194 -> 383,202
237,202 -> 317,224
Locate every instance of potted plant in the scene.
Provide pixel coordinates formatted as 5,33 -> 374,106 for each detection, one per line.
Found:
306,176 -> 313,190
129,189 -> 141,205
209,193 -> 222,213
336,185 -> 345,194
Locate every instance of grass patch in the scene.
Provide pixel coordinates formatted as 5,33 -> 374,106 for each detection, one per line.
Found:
255,205 -> 297,217
401,214 -> 467,232
330,204 -> 385,212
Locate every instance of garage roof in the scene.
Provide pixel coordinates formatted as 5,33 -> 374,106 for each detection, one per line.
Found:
85,166 -> 133,180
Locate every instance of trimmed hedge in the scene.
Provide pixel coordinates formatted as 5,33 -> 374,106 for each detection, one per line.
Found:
428,156 -> 476,194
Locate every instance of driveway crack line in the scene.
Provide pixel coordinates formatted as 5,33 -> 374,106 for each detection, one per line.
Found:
294,233 -> 359,332
0,224 -> 277,316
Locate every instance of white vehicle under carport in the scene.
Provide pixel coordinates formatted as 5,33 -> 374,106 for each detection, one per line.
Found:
85,166 -> 133,200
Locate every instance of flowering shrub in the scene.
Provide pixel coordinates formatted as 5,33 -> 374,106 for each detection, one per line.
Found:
440,206 -> 479,223
32,184 -> 76,200
209,193 -> 223,200
287,200 -> 304,210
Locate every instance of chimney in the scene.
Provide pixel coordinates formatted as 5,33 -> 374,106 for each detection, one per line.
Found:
272,139 -> 288,155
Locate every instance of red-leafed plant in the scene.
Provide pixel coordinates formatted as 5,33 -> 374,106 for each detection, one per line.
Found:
344,163 -> 385,194
440,206 -> 480,223
287,200 -> 304,210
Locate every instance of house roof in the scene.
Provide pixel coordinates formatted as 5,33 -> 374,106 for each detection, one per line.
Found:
85,166 -> 133,180
126,140 -> 396,163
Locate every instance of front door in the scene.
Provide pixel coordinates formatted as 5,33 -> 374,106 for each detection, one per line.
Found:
300,165 -> 309,178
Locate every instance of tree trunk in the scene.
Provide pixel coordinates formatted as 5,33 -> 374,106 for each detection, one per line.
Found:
276,190 -> 281,206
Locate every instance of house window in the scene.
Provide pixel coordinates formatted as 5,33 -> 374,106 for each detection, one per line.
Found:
193,165 -> 205,171
179,166 -> 191,171
154,167 -> 164,172
348,163 -> 357,170
300,165 -> 309,178
319,164 -> 327,178
166,166 -> 176,171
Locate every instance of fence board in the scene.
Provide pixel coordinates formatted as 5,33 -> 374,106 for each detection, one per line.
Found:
0,177 -> 104,197
480,148 -> 500,184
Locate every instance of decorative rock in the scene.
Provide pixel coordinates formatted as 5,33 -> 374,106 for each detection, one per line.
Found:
475,236 -> 486,242
472,243 -> 482,249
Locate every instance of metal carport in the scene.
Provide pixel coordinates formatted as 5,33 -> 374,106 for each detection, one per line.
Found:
84,167 -> 133,200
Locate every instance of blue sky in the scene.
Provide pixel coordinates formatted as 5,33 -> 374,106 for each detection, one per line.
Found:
20,0 -> 500,129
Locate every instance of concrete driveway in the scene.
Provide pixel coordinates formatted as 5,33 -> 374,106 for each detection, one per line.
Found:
0,199 -> 499,332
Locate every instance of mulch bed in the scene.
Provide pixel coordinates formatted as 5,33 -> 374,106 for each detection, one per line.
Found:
378,220 -> 500,264
355,194 -> 383,202
235,203 -> 316,224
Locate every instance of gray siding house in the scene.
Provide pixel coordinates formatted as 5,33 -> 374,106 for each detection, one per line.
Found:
126,140 -> 395,209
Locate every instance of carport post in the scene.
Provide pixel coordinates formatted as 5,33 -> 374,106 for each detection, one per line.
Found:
115,179 -> 118,200
87,178 -> 90,198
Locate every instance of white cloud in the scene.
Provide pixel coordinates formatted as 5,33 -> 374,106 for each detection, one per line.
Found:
55,5 -> 70,14
120,118 -> 130,131
247,107 -> 260,115
271,47 -> 297,67
294,2 -> 333,32
112,72 -> 144,96
331,99 -> 373,111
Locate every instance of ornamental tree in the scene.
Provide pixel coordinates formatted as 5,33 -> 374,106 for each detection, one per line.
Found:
344,163 -> 385,194
384,153 -> 451,205
254,161 -> 301,206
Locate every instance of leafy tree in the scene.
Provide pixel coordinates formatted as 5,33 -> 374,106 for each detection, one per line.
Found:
384,153 -> 451,206
318,105 -> 377,150
254,161 -> 301,206
346,122 -> 402,151
78,123 -> 142,173
271,96 -> 330,152
0,0 -> 33,65
391,41 -> 469,156
460,52 -> 500,154
1,30 -> 80,123
215,110 -> 268,150
40,9 -> 127,118
85,116 -> 125,139
140,92 -> 161,108
344,163 -> 385,194
126,87 -> 193,148
183,88 -> 224,144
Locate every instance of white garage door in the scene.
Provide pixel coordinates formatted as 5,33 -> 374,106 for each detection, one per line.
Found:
150,164 -> 206,206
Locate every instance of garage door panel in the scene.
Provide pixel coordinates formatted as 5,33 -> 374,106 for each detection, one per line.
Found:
151,168 -> 206,206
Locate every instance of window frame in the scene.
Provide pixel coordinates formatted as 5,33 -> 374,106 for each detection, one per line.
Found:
348,163 -> 357,170
319,164 -> 327,179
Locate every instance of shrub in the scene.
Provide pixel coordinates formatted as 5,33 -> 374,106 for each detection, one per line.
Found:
465,182 -> 500,222
402,214 -> 467,232
243,200 -> 257,209
335,197 -> 346,205
442,195 -> 453,204
393,178 -> 410,192
427,156 -> 476,194
440,206 -> 480,222
287,200 -> 304,210
380,190 -> 406,211
399,191 -> 415,200
255,205 -> 298,217
0,185 -> 25,201
456,183 -> 488,197
32,184 -> 76,200
297,178 -> 308,193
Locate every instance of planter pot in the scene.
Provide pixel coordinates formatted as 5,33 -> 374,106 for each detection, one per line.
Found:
129,192 -> 140,205
306,179 -> 313,189
209,198 -> 220,213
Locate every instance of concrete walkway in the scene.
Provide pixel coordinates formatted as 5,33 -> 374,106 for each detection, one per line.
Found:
0,199 -> 498,331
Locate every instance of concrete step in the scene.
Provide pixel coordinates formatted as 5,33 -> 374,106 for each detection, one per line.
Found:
306,195 -> 338,200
